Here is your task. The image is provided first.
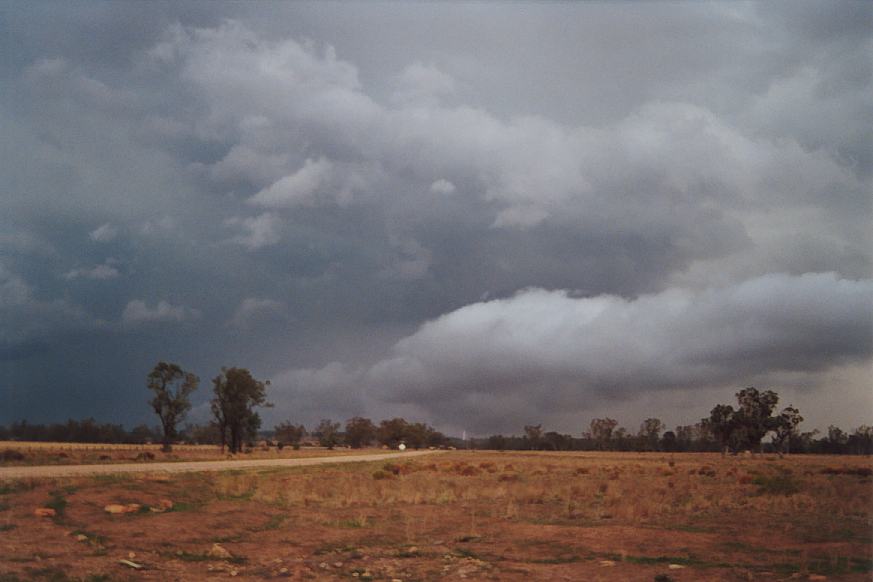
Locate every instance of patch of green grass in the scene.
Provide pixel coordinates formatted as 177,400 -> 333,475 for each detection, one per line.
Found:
0,482 -> 29,495
70,529 -> 108,547
752,473 -> 800,496
0,501 -> 9,512
529,554 -> 581,564
167,501 -> 199,512
454,547 -> 481,559
166,550 -> 247,565
256,514 -> 286,531
0,524 -> 17,532
45,490 -> 68,521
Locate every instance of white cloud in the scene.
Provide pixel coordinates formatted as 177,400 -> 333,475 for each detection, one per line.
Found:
429,178 -> 456,194
231,297 -> 288,329
225,212 -> 283,250
89,223 -> 118,242
249,157 -> 334,208
62,262 -> 120,281
271,273 -> 873,432
121,299 -> 200,326
392,62 -> 456,105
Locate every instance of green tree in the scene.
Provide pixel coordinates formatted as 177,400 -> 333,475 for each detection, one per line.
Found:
638,418 -> 664,451
523,424 -> 543,450
588,418 -> 618,450
704,404 -> 736,456
344,417 -> 376,449
377,417 -> 409,448
315,418 -> 341,449
147,362 -> 199,452
211,367 -> 271,454
733,387 -> 779,452
274,421 -> 306,449
771,406 -> 803,456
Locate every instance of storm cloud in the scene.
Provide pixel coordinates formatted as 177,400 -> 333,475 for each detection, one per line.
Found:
1,2 -> 870,433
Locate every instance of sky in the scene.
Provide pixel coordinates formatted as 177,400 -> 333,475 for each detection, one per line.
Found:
1,1 -> 871,436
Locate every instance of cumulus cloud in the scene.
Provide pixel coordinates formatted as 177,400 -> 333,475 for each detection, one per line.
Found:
225,212 -> 283,250
0,264 -> 94,356
2,5 -> 871,428
429,179 -> 456,194
121,299 -> 200,326
88,223 -> 118,242
230,297 -> 289,329
249,157 -> 335,208
269,273 -> 873,432
392,62 -> 456,105
63,260 -> 120,280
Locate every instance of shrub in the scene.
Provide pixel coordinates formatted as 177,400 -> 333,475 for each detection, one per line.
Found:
0,449 -> 25,462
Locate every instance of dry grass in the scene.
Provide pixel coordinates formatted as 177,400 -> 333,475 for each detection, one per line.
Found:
0,441 -> 395,467
1,451 -> 871,581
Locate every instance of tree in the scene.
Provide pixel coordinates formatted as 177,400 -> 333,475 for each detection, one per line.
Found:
274,421 -> 306,449
314,419 -> 341,449
523,424 -> 543,450
588,418 -> 618,450
211,367 -> 271,454
146,362 -> 199,452
661,430 -> 677,452
705,404 -> 736,456
639,418 -> 664,451
345,417 -> 376,449
733,387 -> 779,452
377,418 -> 409,448
771,406 -> 803,456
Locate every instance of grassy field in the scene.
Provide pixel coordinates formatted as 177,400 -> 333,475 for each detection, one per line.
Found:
0,442 -> 394,466
0,450 -> 871,581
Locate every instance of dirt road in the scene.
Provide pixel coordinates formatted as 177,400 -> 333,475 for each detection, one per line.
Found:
0,449 -> 440,480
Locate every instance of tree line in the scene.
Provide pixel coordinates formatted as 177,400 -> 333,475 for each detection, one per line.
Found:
480,388 -> 873,455
2,363 -> 870,456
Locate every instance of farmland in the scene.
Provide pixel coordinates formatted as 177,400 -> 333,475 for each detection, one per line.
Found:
1,450 -> 871,581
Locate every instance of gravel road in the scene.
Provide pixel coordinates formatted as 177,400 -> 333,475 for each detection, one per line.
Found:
0,449 -> 441,480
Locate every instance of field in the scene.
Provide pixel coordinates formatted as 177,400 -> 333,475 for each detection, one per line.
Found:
1,450 -> 871,581
0,442 -> 390,466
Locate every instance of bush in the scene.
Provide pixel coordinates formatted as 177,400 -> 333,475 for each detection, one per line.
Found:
0,449 -> 25,462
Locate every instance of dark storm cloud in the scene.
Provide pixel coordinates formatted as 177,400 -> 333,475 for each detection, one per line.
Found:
1,2 -> 870,432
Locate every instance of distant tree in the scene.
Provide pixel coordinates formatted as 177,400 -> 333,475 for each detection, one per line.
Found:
344,417 -> 376,449
184,423 -> 221,445
146,362 -> 199,452
771,406 -> 803,456
542,431 -> 573,451
733,387 -> 779,452
589,418 -> 618,450
487,434 -> 507,451
639,418 -> 664,451
523,424 -> 543,450
660,430 -> 677,452
705,404 -> 736,456
274,421 -> 306,449
405,422 -> 434,449
211,367 -> 271,453
848,425 -> 873,455
314,419 -> 341,449
377,418 -> 409,448
129,424 -> 160,444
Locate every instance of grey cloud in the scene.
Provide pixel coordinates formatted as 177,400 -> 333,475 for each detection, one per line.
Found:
121,299 -> 200,326
269,273 -> 872,433
1,3 -> 870,431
